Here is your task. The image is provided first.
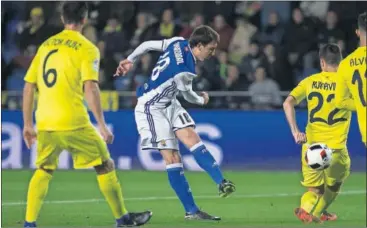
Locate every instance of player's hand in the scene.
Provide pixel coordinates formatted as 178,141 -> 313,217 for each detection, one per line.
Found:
23,126 -> 37,149
201,92 -> 209,105
114,59 -> 133,77
292,131 -> 307,144
100,125 -> 114,144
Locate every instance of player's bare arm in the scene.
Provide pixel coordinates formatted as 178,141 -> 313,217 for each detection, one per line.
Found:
84,80 -> 114,144
200,92 -> 209,105
283,96 -> 307,144
22,82 -> 37,149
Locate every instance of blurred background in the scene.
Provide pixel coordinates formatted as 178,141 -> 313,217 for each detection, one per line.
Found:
2,1 -> 367,110
1,1 -> 366,171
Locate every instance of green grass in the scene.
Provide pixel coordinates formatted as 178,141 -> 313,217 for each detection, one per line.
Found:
2,170 -> 366,227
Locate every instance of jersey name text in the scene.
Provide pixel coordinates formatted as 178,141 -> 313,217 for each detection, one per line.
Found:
312,81 -> 336,91
173,42 -> 184,65
350,57 -> 366,67
44,38 -> 82,51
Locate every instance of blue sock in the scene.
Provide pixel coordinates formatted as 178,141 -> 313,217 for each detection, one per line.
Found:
191,142 -> 224,185
24,221 -> 37,227
167,164 -> 198,214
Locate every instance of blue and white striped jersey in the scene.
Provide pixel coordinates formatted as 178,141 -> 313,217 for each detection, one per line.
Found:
135,37 -> 198,108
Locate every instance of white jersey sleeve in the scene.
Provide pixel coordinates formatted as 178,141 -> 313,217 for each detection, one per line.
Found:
127,37 -> 185,63
174,72 -> 204,105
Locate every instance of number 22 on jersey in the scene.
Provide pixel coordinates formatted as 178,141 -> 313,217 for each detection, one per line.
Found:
308,92 -> 347,125
151,52 -> 170,81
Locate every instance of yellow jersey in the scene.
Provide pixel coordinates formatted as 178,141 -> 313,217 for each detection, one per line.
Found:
24,30 -> 100,131
336,46 -> 366,144
290,72 -> 352,149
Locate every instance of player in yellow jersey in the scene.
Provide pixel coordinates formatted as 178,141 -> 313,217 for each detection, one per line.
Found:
335,12 -> 367,146
22,2 -> 152,227
283,44 -> 352,224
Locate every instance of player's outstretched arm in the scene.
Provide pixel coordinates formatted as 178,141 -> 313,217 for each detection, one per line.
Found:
22,82 -> 37,149
115,37 -> 184,76
114,41 -> 165,76
283,96 -> 307,144
84,81 -> 114,144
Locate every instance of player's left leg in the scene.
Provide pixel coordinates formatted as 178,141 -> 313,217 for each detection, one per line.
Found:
171,103 -> 235,197
24,131 -> 63,227
159,148 -> 220,221
311,148 -> 351,222
63,126 -> 152,227
295,144 -> 325,224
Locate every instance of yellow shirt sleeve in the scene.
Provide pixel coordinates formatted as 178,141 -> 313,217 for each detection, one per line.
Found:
335,61 -> 356,111
81,46 -> 100,82
24,51 -> 41,84
289,78 -> 308,104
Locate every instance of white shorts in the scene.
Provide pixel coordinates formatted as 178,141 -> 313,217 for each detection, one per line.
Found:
135,99 -> 195,150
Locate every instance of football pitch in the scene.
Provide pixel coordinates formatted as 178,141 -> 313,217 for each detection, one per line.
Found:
2,170 -> 366,227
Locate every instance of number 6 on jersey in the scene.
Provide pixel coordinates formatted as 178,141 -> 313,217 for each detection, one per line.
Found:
43,49 -> 58,88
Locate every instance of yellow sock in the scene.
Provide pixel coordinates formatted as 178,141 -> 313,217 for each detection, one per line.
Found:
312,187 -> 338,217
97,171 -> 128,219
323,190 -> 338,212
25,169 -> 52,222
300,191 -> 319,213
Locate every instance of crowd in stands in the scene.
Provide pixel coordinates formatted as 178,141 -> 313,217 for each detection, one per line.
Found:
2,1 -> 366,109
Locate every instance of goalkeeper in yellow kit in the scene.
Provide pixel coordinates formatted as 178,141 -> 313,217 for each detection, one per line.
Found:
22,2 -> 152,227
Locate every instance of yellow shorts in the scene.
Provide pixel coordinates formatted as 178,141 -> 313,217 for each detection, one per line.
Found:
301,144 -> 350,187
36,125 -> 111,170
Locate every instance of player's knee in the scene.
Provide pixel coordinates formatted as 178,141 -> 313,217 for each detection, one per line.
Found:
94,159 -> 115,175
327,182 -> 342,192
160,149 -> 181,165
175,127 -> 200,148
39,167 -> 54,175
308,185 -> 324,195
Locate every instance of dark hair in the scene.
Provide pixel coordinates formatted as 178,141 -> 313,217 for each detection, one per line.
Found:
61,2 -> 88,25
319,43 -> 342,66
189,25 -> 219,48
358,12 -> 366,32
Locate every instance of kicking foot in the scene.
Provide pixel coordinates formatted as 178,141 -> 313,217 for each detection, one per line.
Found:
294,208 -> 313,223
116,211 -> 153,227
321,211 -> 338,221
185,210 -> 221,221
218,179 -> 236,198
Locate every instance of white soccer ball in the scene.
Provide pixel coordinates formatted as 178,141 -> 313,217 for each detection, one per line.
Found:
305,143 -> 333,170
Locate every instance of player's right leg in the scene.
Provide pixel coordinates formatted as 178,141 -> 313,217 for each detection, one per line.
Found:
311,148 -> 351,222
61,126 -> 152,227
24,131 -> 63,227
171,102 -> 235,198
